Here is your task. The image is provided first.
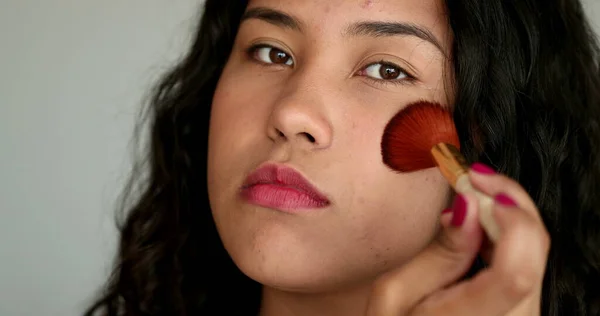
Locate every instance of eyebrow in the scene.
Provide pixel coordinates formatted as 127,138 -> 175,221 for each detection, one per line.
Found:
241,7 -> 303,32
241,7 -> 445,55
345,22 -> 445,55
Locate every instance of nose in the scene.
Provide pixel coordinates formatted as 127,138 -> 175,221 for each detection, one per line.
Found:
267,86 -> 333,150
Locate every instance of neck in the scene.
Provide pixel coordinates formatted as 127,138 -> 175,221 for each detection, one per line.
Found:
258,281 -> 373,316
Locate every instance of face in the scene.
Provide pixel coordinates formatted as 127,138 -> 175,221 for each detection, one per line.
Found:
208,0 -> 454,292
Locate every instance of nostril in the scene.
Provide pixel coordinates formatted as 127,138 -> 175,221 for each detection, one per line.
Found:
278,130 -> 285,138
302,132 -> 316,143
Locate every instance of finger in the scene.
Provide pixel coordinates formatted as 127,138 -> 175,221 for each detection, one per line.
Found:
468,163 -> 540,220
413,202 -> 549,316
460,203 -> 548,314
366,194 -> 484,316
490,201 -> 550,297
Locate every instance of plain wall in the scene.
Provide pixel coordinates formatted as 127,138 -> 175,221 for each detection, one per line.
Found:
0,1 -> 598,315
0,1 -> 201,315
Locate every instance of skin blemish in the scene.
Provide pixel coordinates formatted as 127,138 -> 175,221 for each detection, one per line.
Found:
361,0 -> 374,9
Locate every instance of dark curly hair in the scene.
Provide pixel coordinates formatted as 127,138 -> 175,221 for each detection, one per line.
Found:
85,0 -> 600,315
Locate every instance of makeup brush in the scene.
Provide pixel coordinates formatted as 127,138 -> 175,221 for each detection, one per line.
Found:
381,101 -> 500,242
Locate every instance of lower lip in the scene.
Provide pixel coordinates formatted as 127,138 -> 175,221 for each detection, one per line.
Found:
241,184 -> 329,212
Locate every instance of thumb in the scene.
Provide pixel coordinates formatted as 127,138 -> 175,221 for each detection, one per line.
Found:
366,194 -> 484,316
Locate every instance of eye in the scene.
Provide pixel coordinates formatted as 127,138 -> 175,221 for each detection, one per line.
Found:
359,62 -> 412,81
251,45 -> 294,66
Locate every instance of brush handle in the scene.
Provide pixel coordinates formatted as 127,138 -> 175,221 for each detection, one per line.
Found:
455,174 -> 501,242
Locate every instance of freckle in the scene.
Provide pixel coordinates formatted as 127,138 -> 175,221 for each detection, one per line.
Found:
361,0 -> 374,9
356,196 -> 366,206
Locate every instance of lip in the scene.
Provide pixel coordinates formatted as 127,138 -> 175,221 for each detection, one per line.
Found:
240,164 -> 331,212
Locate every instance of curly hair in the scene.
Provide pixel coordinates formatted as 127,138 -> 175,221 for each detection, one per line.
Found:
85,0 -> 600,315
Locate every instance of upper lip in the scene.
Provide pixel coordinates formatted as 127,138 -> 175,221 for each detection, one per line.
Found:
242,164 -> 330,204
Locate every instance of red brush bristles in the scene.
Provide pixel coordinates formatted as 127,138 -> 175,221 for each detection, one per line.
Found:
381,101 -> 460,173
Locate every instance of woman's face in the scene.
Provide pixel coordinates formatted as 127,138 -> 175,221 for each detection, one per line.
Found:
208,0 -> 453,292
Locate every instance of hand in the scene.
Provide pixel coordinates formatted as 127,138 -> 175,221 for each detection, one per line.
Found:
365,163 -> 551,316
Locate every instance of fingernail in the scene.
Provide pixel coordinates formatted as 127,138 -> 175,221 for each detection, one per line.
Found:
451,195 -> 468,227
442,208 -> 452,214
471,163 -> 496,175
495,193 -> 518,207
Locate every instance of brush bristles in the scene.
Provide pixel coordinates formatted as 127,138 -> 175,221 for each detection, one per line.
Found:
381,101 -> 460,173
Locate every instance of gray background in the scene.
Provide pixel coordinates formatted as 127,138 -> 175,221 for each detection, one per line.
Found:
1,1 -> 598,315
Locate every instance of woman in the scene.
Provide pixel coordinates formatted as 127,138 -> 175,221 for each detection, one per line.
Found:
85,0 -> 600,315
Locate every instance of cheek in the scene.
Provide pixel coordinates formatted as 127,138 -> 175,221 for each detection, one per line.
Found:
348,171 -> 451,269
329,113 -> 452,268
207,61 -> 287,160
208,66 -> 278,170
361,171 -> 449,233
210,81 -> 262,154
207,69 -> 266,207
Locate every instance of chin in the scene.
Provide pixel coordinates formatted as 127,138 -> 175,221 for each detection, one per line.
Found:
233,240 -> 394,295
219,218 -> 361,293
235,255 -> 363,294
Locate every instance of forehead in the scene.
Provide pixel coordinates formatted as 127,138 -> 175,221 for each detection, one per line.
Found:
246,0 -> 451,48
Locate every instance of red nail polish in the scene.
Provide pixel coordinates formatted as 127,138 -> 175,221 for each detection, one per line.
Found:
471,163 -> 496,175
495,193 -> 518,207
442,208 -> 452,214
451,195 -> 468,227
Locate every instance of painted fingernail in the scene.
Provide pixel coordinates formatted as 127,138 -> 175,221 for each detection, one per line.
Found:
442,208 -> 452,214
495,193 -> 518,207
451,195 -> 468,227
471,163 -> 496,175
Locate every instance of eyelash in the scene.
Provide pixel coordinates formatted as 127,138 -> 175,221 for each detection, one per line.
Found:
246,43 -> 417,86
359,60 -> 417,86
246,44 -> 294,66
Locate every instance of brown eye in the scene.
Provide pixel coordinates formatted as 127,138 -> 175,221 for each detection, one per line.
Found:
362,62 -> 409,81
253,45 -> 294,66
380,64 -> 400,80
269,49 -> 290,64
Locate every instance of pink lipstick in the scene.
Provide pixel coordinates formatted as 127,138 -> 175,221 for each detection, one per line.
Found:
240,164 -> 330,212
